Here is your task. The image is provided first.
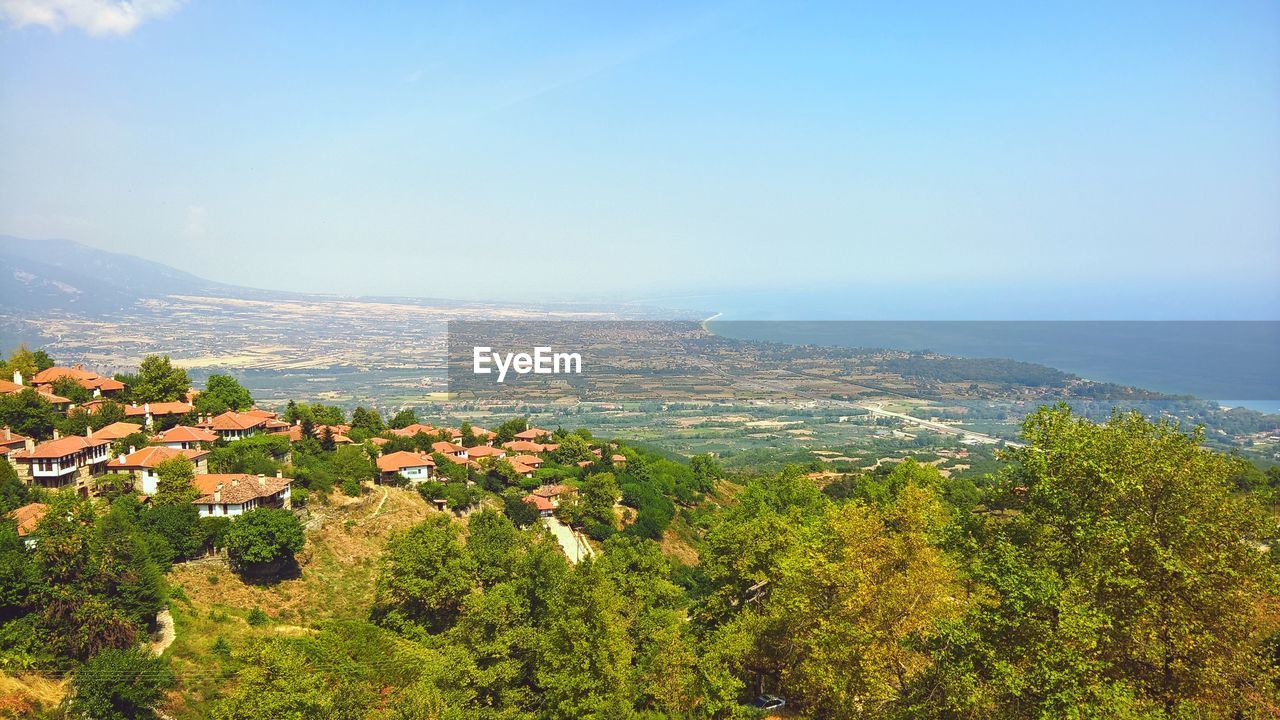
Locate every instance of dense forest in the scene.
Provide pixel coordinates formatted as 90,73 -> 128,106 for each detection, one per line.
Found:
1,348 -> 1279,718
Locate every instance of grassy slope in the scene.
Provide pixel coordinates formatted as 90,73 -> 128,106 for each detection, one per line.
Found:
160,485 -> 432,716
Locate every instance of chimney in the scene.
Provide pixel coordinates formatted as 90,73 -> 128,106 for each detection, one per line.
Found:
24,438 -> 35,452
128,446 -> 136,455
11,370 -> 21,386
258,473 -> 266,488
132,402 -> 138,408
117,453 -> 125,463
143,403 -> 150,414
52,429 -> 60,440
214,483 -> 222,503
85,426 -> 92,437
231,477 -> 239,487
4,427 -> 10,440
276,470 -> 283,479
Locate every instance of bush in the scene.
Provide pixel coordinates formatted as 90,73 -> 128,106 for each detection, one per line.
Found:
246,607 -> 268,626
584,522 -> 615,542
68,647 -> 175,720
341,478 -> 362,497
224,508 -> 305,576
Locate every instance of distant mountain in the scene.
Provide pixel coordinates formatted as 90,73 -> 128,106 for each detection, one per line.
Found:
0,235 -> 294,313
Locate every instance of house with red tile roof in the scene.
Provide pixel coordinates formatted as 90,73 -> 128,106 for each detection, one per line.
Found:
198,411 -> 269,440
123,401 -> 194,427
89,421 -> 146,442
522,493 -> 554,517
507,459 -> 536,478
531,484 -> 570,506
514,428 -> 553,441
431,441 -> 468,460
107,445 -> 210,494
0,427 -> 29,457
155,425 -> 218,450
509,454 -> 543,469
5,502 -> 49,548
32,365 -> 125,397
192,472 -> 292,518
388,423 -> 437,438
1,374 -> 71,407
8,431 -> 112,493
466,445 -> 506,459
501,440 -> 546,454
376,451 -> 435,483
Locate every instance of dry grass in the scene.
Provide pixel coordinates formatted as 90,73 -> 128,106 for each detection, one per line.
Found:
0,673 -> 67,718
161,485 -> 435,717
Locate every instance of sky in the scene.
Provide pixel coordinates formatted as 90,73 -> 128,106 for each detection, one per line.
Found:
1,0 -> 1278,317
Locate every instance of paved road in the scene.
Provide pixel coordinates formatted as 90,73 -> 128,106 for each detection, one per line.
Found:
859,402 -> 1023,447
541,516 -> 595,563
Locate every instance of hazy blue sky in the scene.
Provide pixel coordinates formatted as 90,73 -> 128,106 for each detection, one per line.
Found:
1,1 -> 1277,316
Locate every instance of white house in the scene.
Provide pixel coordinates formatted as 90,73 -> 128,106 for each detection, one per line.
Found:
106,445 -> 210,495
192,473 -> 292,518
376,451 -> 435,484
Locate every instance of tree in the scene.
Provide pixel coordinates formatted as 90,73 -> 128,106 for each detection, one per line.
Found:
536,558 -> 634,717
131,355 -> 190,403
502,489 -> 541,528
550,433 -> 594,464
690,453 -> 724,492
913,406 -> 1280,718
0,388 -> 57,438
575,472 -> 620,529
389,409 -> 419,429
350,406 -> 385,435
0,345 -> 39,382
68,647 -> 175,720
195,374 -> 254,415
225,508 -> 305,576
51,376 -> 92,404
0,458 -> 31,514
153,455 -> 197,505
740,484 -> 960,719
373,515 -> 476,634
467,510 -> 521,587
331,444 -> 375,482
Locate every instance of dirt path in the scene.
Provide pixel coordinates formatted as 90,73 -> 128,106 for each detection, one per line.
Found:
150,609 -> 175,656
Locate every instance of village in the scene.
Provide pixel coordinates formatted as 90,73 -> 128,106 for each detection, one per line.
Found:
0,357 -> 627,563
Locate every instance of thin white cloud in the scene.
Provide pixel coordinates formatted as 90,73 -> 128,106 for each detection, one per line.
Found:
0,0 -> 183,36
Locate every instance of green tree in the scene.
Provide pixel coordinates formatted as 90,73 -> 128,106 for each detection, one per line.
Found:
914,406 -> 1280,718
466,509 -> 521,588
153,455 -> 197,505
131,355 -> 191,403
0,388 -> 57,438
536,558 -> 634,717
350,406 -> 385,435
389,408 -> 419,429
0,457 -> 31,514
68,647 -> 175,720
195,374 -> 254,415
51,376 -> 92,404
373,514 -> 476,634
225,508 -> 305,576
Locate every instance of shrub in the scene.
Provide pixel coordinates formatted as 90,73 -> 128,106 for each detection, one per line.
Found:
245,607 -> 268,626
224,508 -> 305,576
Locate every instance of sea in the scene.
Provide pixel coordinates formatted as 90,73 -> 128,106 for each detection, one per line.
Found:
698,316 -> 1280,414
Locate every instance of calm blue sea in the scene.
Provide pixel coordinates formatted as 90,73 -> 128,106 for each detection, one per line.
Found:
704,319 -> 1280,412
